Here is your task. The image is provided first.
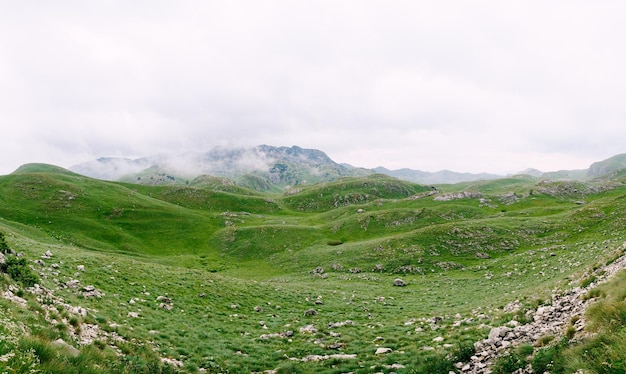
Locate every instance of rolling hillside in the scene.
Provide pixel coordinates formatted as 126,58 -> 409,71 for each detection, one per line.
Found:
1,163 -> 626,373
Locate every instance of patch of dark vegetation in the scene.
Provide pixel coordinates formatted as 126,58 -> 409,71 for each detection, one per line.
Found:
0,232 -> 39,287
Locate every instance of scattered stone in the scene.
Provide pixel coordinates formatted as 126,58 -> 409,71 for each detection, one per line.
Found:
328,320 -> 354,328
488,326 -> 510,341
393,278 -> 407,287
71,306 -> 88,317
159,303 -> 173,310
372,264 -> 385,272
2,290 -> 27,307
77,265 -> 85,271
156,295 -> 172,304
303,308 -> 317,316
259,333 -> 282,340
254,305 -> 263,312
434,191 -> 482,201
127,312 -> 140,318
375,347 -> 392,355
199,293 -> 206,298
78,323 -> 100,345
428,316 -> 443,324
299,324 -> 318,334
161,357 -> 184,368
82,285 -> 103,298
433,336 -> 444,343
41,250 -> 53,259
66,279 -> 80,289
294,354 -> 357,362
51,339 -> 80,357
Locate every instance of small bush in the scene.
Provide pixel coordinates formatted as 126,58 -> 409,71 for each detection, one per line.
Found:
580,275 -> 597,288
451,340 -> 476,362
583,288 -> 606,301
517,343 -> 534,356
535,335 -> 555,347
276,361 -> 305,374
0,232 -> 9,254
419,353 -> 455,374
586,300 -> 626,332
3,256 -> 39,286
69,317 -> 80,328
492,352 -> 526,374
93,340 -> 106,350
531,339 -> 568,374
18,336 -> 56,364
575,333 -> 626,374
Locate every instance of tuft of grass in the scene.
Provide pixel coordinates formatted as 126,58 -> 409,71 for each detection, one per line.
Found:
535,335 -> 555,347
580,274 -> 597,288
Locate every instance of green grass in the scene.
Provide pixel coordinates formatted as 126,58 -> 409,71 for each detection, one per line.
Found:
1,165 -> 626,372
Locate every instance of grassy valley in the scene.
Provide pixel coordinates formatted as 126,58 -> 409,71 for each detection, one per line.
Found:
1,164 -> 626,373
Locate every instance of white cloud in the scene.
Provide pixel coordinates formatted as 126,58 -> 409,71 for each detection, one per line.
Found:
1,1 -> 626,175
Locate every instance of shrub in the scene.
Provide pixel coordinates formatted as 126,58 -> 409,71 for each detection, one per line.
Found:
586,300 -> 626,332
580,275 -> 597,288
492,352 -> 526,374
517,343 -> 534,356
0,232 -> 9,254
535,335 -> 555,347
583,288 -> 606,301
451,340 -> 476,362
575,333 -> 626,374
69,317 -> 80,328
418,353 -> 455,374
532,347 -> 559,374
3,256 -> 39,286
18,336 -> 56,364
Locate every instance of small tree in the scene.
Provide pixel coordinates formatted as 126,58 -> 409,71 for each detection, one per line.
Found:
4,256 -> 38,287
0,232 -> 9,254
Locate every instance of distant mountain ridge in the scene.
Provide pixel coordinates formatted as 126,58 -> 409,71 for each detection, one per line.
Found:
373,166 -> 501,184
70,146 -> 626,189
71,145 -> 372,190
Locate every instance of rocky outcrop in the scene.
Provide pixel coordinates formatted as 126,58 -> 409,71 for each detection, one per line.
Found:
434,191 -> 483,201
461,245 -> 626,373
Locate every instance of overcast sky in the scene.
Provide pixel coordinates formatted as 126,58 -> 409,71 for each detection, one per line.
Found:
2,1 -> 626,175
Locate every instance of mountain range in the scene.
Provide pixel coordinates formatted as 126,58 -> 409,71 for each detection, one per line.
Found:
70,145 -> 626,188
2,149 -> 626,372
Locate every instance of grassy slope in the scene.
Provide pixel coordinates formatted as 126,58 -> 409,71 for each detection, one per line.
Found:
1,164 -> 625,372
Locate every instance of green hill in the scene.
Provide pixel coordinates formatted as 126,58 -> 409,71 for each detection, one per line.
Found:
0,164 -> 626,373
587,153 -> 626,178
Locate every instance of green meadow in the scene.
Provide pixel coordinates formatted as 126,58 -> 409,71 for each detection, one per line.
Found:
0,164 -> 625,373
